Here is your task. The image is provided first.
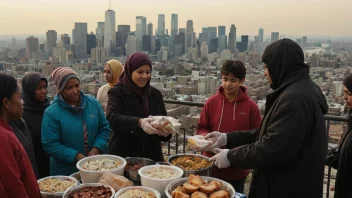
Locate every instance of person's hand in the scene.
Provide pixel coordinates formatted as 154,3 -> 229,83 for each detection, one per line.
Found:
88,147 -> 100,156
204,131 -> 227,150
158,129 -> 171,137
75,153 -> 85,162
210,148 -> 231,169
140,118 -> 158,135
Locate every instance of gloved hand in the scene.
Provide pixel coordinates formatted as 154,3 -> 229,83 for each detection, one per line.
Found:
210,148 -> 231,169
140,118 -> 158,135
204,131 -> 227,150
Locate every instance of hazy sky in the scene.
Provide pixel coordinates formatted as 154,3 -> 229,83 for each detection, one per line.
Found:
1,0 -> 351,37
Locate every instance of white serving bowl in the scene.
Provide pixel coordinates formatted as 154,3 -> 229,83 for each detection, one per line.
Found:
138,165 -> 184,195
37,175 -> 78,198
114,186 -> 161,198
62,183 -> 115,198
76,154 -> 127,183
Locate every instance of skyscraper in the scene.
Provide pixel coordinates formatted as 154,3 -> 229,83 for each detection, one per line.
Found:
11,38 -> 16,50
116,25 -> 130,56
26,36 -> 39,59
147,23 -> 153,36
142,35 -> 152,53
302,36 -> 308,48
96,22 -> 105,47
271,32 -> 279,43
74,22 -> 87,59
174,33 -> 185,56
258,28 -> 264,43
61,34 -> 71,50
136,16 -> 147,46
218,26 -> 226,36
186,20 -> 194,53
171,14 -> 178,37
126,35 -> 138,56
87,32 -> 97,55
104,9 -> 116,55
157,14 -> 165,36
228,24 -> 236,53
46,30 -> 57,55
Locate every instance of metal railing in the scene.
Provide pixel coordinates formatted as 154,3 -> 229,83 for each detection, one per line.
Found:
163,99 -> 347,198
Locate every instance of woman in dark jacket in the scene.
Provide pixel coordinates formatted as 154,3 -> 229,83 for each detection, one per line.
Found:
21,72 -> 50,178
332,74 -> 352,197
107,52 -> 172,162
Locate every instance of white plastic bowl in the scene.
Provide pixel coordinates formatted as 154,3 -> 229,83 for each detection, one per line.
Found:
62,183 -> 115,198
76,154 -> 127,183
114,186 -> 161,198
37,175 -> 78,198
138,165 -> 184,195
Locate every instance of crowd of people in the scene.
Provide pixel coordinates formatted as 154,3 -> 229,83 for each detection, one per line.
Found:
0,39 -> 351,197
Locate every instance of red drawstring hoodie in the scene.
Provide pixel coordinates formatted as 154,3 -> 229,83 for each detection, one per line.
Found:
196,86 -> 262,180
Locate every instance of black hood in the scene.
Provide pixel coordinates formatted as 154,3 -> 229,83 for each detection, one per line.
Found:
262,39 -> 310,90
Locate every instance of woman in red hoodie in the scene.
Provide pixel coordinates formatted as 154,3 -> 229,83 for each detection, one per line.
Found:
0,73 -> 41,198
196,60 -> 262,193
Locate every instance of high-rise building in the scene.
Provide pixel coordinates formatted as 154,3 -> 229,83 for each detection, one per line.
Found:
136,16 -> 147,41
61,34 -> 71,51
174,33 -> 185,56
46,30 -> 57,55
142,35 -> 152,53
26,36 -> 39,59
258,28 -> 264,43
271,32 -> 279,43
11,38 -> 16,50
186,20 -> 194,53
72,29 -> 75,44
87,32 -> 97,55
228,24 -> 236,53
116,25 -> 130,56
210,38 -> 218,53
104,9 -> 116,55
96,22 -> 105,47
201,41 -> 209,59
126,35 -> 138,56
171,14 -> 178,37
147,23 -> 153,36
91,47 -> 106,64
157,14 -> 165,36
302,36 -> 308,48
237,35 -> 249,52
218,35 -> 227,53
73,22 -> 88,59
218,26 -> 226,36
179,28 -> 186,34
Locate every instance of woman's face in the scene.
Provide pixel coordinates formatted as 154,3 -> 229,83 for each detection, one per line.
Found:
61,78 -> 81,104
3,84 -> 23,120
131,65 -> 151,88
104,64 -> 113,83
343,86 -> 352,109
35,79 -> 47,102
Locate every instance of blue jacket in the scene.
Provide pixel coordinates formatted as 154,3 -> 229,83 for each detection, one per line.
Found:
42,92 -> 110,176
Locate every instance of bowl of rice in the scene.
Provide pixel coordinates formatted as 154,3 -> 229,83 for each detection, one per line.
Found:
138,165 -> 183,195
37,176 -> 78,198
76,154 -> 126,183
114,186 -> 161,198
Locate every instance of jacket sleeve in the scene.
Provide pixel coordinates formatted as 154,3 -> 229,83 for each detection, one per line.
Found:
226,129 -> 259,149
196,101 -> 211,135
92,100 -> 110,153
42,111 -> 79,164
0,136 -> 30,198
250,103 -> 262,129
227,94 -> 313,169
106,88 -> 141,135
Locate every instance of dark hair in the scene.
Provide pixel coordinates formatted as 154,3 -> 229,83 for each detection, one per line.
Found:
221,60 -> 246,80
0,73 -> 18,110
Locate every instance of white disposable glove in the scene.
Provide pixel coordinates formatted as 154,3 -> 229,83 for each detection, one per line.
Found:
204,131 -> 227,150
140,118 -> 158,135
210,148 -> 231,169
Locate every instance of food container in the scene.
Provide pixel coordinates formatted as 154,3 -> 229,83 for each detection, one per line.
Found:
62,183 -> 115,198
37,176 -> 78,198
164,176 -> 236,198
76,154 -> 126,183
114,186 -> 161,198
168,154 -> 214,177
124,157 -> 156,182
187,135 -> 213,152
138,165 -> 184,195
69,172 -> 81,183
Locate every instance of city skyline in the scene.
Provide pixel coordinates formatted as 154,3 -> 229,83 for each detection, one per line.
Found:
1,0 -> 351,37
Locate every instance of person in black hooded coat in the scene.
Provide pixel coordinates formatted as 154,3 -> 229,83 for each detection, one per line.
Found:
206,39 -> 328,198
21,72 -> 50,178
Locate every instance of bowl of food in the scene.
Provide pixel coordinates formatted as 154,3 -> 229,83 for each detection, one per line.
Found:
37,176 -> 78,198
69,172 -> 82,183
124,157 -> 156,182
114,186 -> 161,198
165,174 -> 235,198
76,154 -> 126,183
138,165 -> 184,195
62,183 -> 115,198
168,154 -> 214,177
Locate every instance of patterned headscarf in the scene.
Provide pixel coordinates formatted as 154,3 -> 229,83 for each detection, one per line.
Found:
51,67 -> 79,93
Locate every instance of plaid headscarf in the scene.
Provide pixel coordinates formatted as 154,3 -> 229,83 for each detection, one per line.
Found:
51,67 -> 79,93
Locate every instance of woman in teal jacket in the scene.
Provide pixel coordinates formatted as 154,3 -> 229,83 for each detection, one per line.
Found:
42,67 -> 110,176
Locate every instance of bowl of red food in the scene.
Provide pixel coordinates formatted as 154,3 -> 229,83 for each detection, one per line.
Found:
124,157 -> 157,182
62,183 -> 115,198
